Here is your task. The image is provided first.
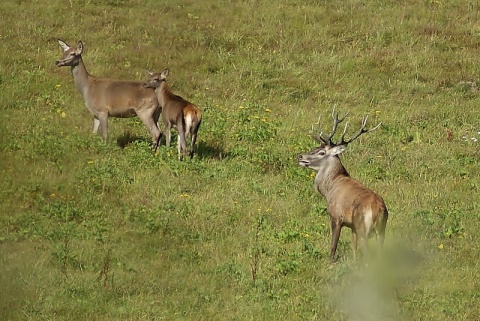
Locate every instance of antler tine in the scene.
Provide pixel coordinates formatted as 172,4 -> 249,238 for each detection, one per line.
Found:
334,109 -> 350,123
340,120 -> 350,143
311,108 -> 352,145
341,115 -> 382,145
312,115 -> 330,144
320,108 -> 349,144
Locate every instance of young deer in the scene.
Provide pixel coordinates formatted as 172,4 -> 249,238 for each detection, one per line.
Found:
298,110 -> 388,263
143,69 -> 202,160
55,39 -> 162,149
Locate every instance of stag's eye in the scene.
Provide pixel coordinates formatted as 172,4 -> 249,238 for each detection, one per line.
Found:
318,150 -> 326,156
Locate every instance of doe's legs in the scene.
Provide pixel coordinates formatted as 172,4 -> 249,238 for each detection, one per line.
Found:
165,124 -> 172,147
137,112 -> 162,151
98,112 -> 108,143
92,117 -> 100,134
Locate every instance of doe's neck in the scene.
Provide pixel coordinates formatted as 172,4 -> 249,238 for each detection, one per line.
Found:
155,81 -> 173,104
71,57 -> 90,96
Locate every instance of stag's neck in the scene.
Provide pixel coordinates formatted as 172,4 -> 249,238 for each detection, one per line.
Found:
314,157 -> 350,201
71,58 -> 91,97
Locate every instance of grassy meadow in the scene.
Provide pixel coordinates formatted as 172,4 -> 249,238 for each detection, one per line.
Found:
1,0 -> 480,320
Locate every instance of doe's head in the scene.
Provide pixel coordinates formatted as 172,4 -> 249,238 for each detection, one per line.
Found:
143,69 -> 169,89
55,39 -> 83,67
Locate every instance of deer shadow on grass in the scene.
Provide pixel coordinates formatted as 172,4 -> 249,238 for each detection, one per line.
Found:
196,141 -> 234,160
117,132 -> 234,160
150,130 -> 234,160
116,131 -> 151,149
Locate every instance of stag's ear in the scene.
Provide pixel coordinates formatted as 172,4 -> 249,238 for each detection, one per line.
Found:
330,145 -> 347,156
144,69 -> 154,76
161,69 -> 169,78
58,39 -> 70,52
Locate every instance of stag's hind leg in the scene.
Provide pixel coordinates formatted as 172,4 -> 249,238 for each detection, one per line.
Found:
373,211 -> 388,260
375,224 -> 387,260
352,222 -> 370,262
351,230 -> 358,261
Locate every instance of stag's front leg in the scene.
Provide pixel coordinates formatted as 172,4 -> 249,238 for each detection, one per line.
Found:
330,220 -> 342,263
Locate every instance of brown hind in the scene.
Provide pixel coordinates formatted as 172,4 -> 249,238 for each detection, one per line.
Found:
143,69 -> 202,160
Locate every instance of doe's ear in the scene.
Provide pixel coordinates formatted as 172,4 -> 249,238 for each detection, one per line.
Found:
58,39 -> 70,52
161,69 -> 169,78
75,41 -> 84,55
144,69 -> 154,76
330,144 -> 347,156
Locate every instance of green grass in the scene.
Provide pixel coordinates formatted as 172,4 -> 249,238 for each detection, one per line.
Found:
1,0 -> 480,320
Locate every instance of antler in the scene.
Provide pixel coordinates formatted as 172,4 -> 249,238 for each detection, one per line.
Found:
312,109 -> 381,145
314,108 -> 349,145
339,115 -> 382,145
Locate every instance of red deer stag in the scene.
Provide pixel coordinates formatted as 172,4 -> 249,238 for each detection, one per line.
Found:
143,69 -> 202,160
55,39 -> 162,150
298,110 -> 388,263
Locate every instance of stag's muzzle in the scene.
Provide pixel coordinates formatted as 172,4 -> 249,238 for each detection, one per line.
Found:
298,155 -> 310,167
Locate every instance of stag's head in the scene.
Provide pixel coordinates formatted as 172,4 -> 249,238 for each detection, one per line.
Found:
298,109 -> 381,172
55,39 -> 83,67
143,69 -> 169,89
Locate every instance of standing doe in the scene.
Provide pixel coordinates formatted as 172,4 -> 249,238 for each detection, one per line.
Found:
55,39 -> 162,149
298,110 -> 388,263
143,69 -> 202,160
